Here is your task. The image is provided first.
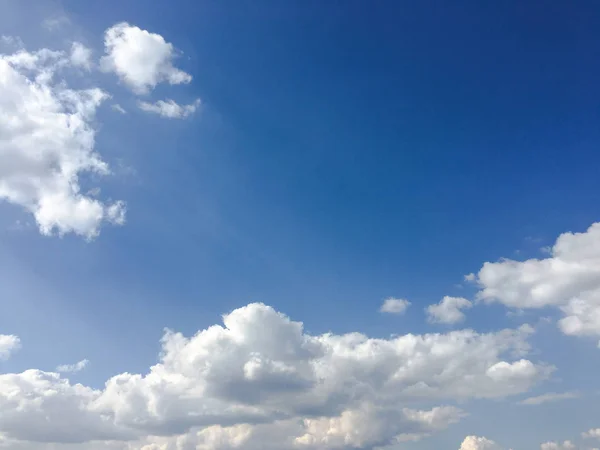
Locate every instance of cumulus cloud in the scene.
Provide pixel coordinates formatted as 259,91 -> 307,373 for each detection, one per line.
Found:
0,46 -> 126,238
138,98 -> 200,119
56,359 -> 89,373
583,428 -> 600,439
379,297 -> 411,314
0,335 -> 20,360
519,391 -> 580,406
0,303 -> 550,447
100,22 -> 192,94
426,296 -> 473,324
459,435 -> 503,450
474,222 -> 600,343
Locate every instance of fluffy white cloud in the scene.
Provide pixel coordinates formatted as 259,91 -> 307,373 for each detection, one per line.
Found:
100,22 -> 192,94
379,297 -> 411,314
0,46 -> 126,238
459,435 -> 503,450
519,391 -> 579,405
138,98 -> 200,119
56,359 -> 89,373
0,335 -> 20,360
426,296 -> 473,324
0,303 -> 550,447
540,441 -> 576,450
70,42 -> 93,70
474,222 -> 600,342
583,428 -> 600,439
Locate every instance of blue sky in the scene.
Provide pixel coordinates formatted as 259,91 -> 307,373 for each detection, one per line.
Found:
1,1 -> 600,449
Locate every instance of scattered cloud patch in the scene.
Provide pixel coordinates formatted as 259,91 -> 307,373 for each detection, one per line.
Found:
474,222 -> 600,343
0,335 -> 20,360
56,359 -> 89,373
110,103 -> 127,114
0,46 -> 126,238
69,42 -> 92,70
100,22 -> 192,94
138,98 -> 200,119
379,297 -> 411,314
540,441 -> 576,450
426,296 -> 473,324
583,428 -> 600,439
519,391 -> 580,405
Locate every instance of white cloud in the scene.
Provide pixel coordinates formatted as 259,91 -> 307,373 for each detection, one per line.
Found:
56,359 -> 89,373
583,428 -> 600,439
519,391 -> 579,405
379,297 -> 411,314
465,273 -> 476,282
459,435 -> 503,450
70,42 -> 92,70
0,335 -> 20,360
0,303 -> 549,447
100,22 -> 192,94
474,222 -> 600,342
426,296 -> 473,324
42,16 -> 71,32
0,46 -> 126,238
138,98 -> 200,119
111,104 -> 127,114
540,441 -> 576,450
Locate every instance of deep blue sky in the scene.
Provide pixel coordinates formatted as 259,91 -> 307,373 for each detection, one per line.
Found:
1,1 -> 600,448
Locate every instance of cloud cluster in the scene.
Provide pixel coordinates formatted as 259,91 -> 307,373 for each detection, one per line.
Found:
0,46 -> 125,238
474,222 -> 600,343
0,303 -> 550,448
1,22 -> 200,238
56,359 -> 89,373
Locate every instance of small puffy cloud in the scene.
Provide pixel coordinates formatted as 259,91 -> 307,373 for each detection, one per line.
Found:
583,428 -> 600,439
100,22 -> 192,94
69,42 -> 92,70
459,435 -> 503,450
0,303 -> 549,447
426,296 -> 473,324
474,222 -> 600,341
540,441 -> 576,450
0,46 -> 126,238
464,273 -> 476,282
519,391 -> 579,406
379,297 -> 411,314
138,98 -> 200,119
0,335 -> 20,360
56,359 -> 89,373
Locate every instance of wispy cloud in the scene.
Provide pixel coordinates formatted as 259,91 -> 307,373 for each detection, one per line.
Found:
519,391 -> 580,406
56,359 -> 89,373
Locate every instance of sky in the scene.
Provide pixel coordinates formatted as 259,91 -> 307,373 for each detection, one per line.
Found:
0,0 -> 600,449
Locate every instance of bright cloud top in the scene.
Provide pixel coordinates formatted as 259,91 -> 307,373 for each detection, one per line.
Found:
0,46 -> 126,238
138,98 -> 200,119
100,22 -> 192,94
379,297 -> 411,314
459,435 -> 503,450
0,303 -> 551,448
